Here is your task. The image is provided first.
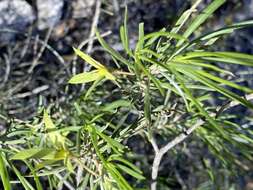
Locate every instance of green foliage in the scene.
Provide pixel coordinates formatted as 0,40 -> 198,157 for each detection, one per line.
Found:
1,1 -> 253,189
0,153 -> 11,190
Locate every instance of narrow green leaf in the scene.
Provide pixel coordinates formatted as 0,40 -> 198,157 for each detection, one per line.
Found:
197,20 -> 253,42
41,149 -> 68,160
0,152 -> 11,190
106,163 -> 133,190
173,69 -> 227,137
197,70 -> 253,93
88,126 -> 132,189
136,31 -> 187,52
177,0 -> 226,46
140,49 -> 161,59
102,100 -> 132,112
43,110 -> 65,148
83,76 -> 103,100
120,26 -> 127,51
96,132 -> 125,153
96,31 -> 130,67
149,29 -> 168,50
180,69 -> 253,109
176,51 -> 253,66
11,148 -> 54,160
138,23 -> 144,49
12,164 -> 35,190
65,157 -> 74,173
24,161 -> 43,190
73,47 -> 104,69
162,73 -> 190,110
34,160 -> 58,171
135,57 -> 165,96
171,0 -> 203,34
173,58 -> 234,75
108,155 -> 143,174
120,6 -> 132,56
43,110 -> 54,129
116,164 -> 145,180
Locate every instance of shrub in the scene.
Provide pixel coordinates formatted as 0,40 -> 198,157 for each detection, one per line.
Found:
1,0 -> 253,189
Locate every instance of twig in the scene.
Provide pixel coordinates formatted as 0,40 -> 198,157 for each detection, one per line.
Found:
0,29 -> 66,68
86,0 -> 102,56
151,120 -> 201,190
20,27 -> 33,59
216,93 -> 253,118
150,136 -> 159,154
72,0 -> 103,75
11,85 -> 49,99
29,26 -> 53,73
0,54 -> 11,89
0,113 -> 35,128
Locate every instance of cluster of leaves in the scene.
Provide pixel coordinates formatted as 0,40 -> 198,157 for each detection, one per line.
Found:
0,0 -> 253,189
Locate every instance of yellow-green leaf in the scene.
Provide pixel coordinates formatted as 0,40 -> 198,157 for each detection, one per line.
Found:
72,48 -> 116,82
65,157 -> 74,173
41,149 -> 68,160
43,110 -> 65,148
10,148 -> 54,160
73,47 -> 104,69
68,70 -> 101,84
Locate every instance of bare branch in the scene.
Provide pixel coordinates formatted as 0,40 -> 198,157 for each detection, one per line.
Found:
150,136 -> 159,154
151,119 -> 202,190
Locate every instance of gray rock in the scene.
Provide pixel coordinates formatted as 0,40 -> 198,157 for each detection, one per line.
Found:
72,0 -> 95,18
37,0 -> 64,30
0,0 -> 35,42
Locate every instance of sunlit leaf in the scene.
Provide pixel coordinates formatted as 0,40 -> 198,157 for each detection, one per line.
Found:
11,148 -> 54,160
43,110 -> 65,148
68,70 -> 101,84
73,47 -> 104,69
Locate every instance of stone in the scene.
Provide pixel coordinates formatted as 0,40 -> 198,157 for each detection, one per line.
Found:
37,0 -> 64,30
0,0 -> 35,42
72,0 -> 95,18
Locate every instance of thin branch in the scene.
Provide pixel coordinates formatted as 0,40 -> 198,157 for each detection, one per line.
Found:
86,0 -> 102,56
151,120 -> 202,190
72,0 -> 103,75
28,26 -> 53,73
150,136 -> 159,154
0,54 -> 11,89
0,28 -> 66,68
11,85 -> 49,99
